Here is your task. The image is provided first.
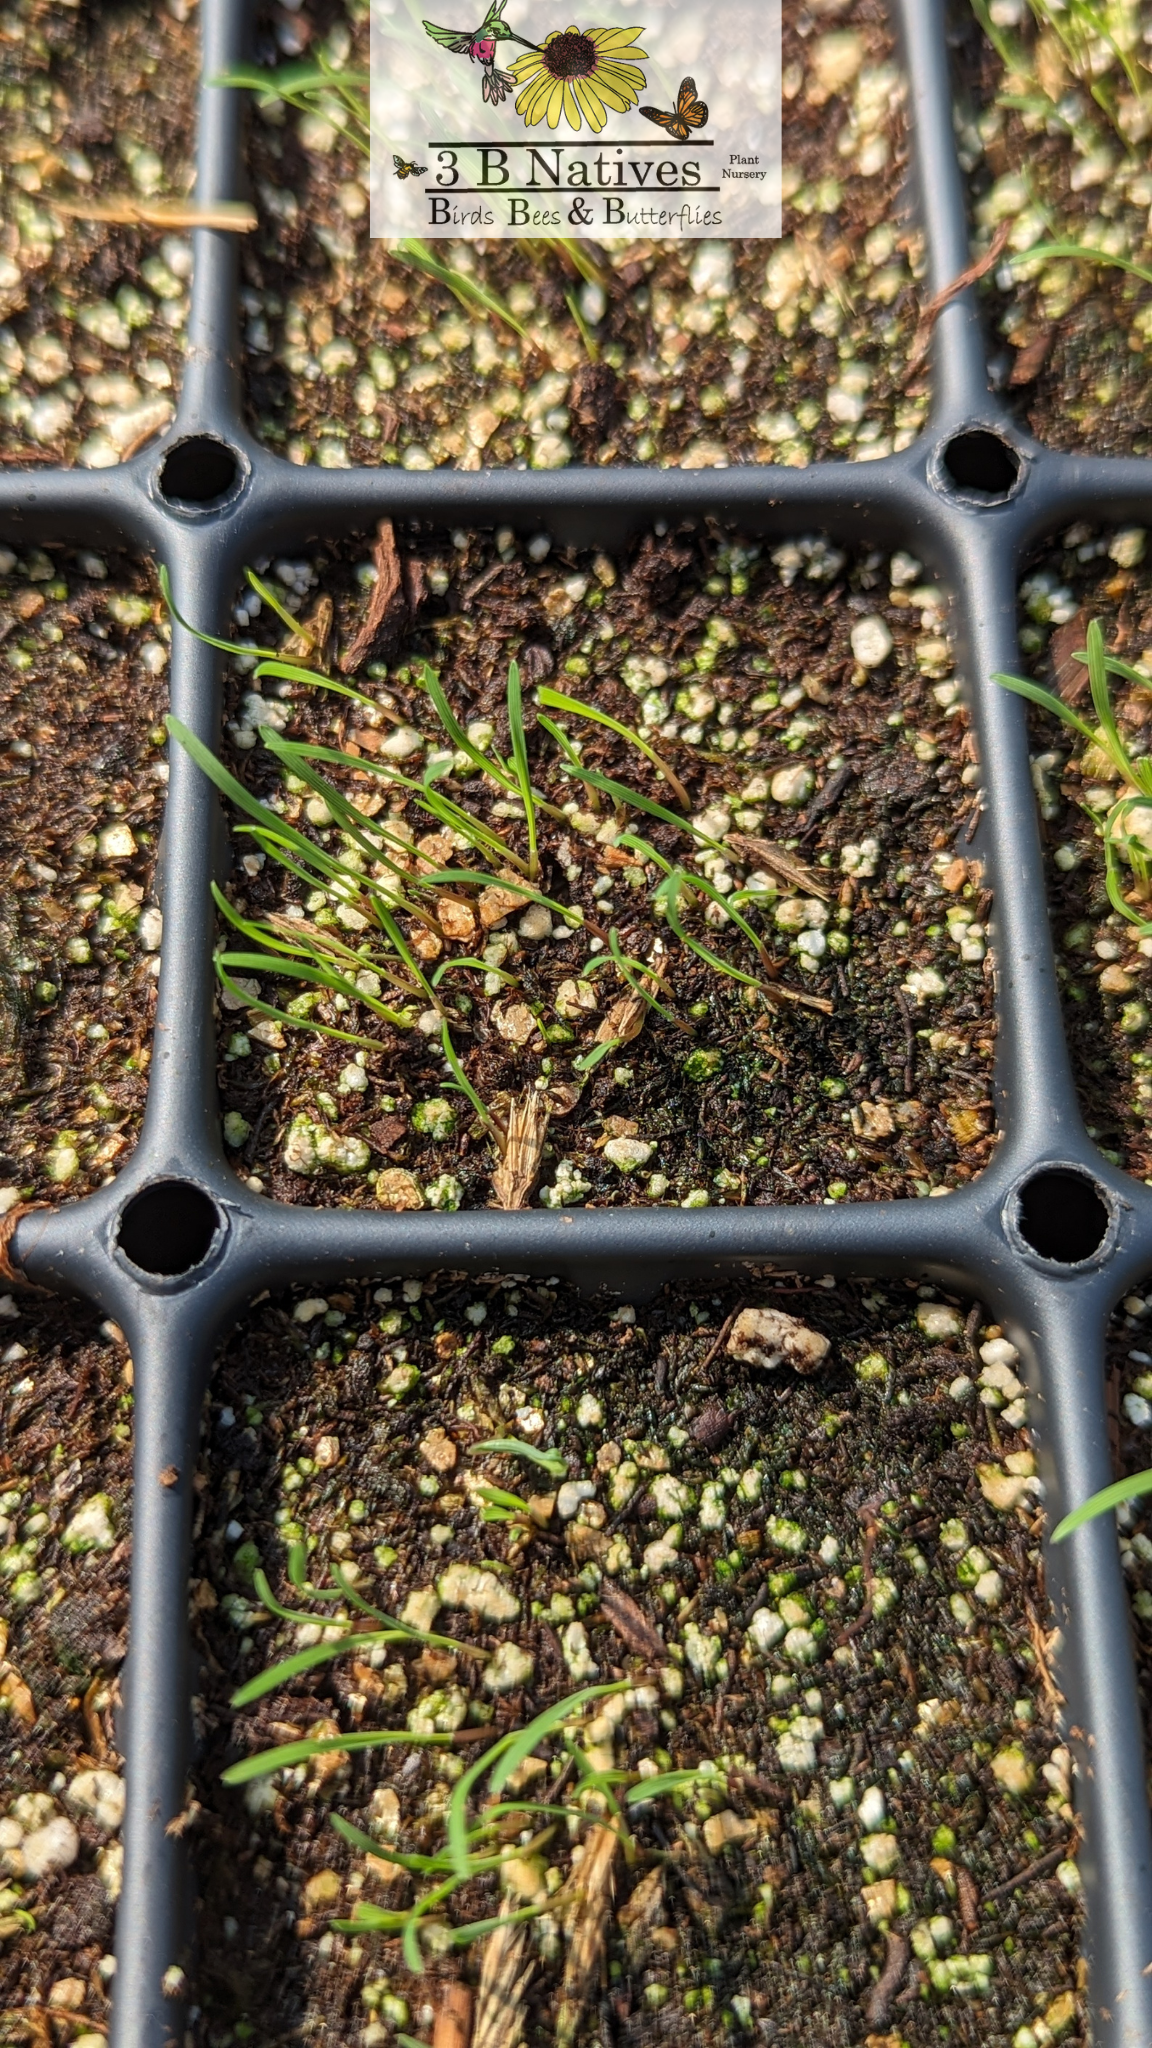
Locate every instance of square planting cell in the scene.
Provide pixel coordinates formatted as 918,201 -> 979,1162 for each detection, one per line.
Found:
240,4 -> 923,474
203,528 -> 993,1212
0,547 -> 165,1203
0,7 -> 196,471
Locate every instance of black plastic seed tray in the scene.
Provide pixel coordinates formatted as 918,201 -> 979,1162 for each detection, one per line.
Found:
4,0 -> 1152,2041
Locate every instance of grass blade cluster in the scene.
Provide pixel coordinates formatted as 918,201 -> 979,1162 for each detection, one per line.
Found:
538,686 -> 690,808
164,570 -> 812,1197
1000,618 -> 1152,1543
970,0 -> 1150,139
221,1549 -> 733,1967
211,52 -> 371,153
996,617 -> 1152,934
221,1557 -> 638,1968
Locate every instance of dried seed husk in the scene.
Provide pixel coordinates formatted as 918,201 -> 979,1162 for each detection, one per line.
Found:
598,1582 -> 666,1662
280,596 -> 335,669
491,1089 -> 550,1210
595,995 -> 649,1046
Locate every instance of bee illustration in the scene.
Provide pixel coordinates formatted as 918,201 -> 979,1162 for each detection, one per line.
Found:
393,153 -> 429,179
639,75 -> 707,140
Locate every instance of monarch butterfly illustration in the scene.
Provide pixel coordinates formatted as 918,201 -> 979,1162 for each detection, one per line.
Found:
393,153 -> 429,179
639,75 -> 707,140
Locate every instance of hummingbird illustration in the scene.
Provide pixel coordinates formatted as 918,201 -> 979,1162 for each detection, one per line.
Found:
423,0 -> 536,105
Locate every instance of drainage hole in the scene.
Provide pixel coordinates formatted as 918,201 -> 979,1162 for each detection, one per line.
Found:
1015,1169 -> 1110,1265
157,436 -> 240,505
942,429 -> 1020,500
117,1181 -> 221,1276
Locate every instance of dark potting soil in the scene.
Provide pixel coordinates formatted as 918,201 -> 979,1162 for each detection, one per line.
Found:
0,1292 -> 130,2030
213,527 -> 995,1213
954,4 -> 1152,458
0,1 -> 196,471
0,547 -> 165,1208
181,1271 -> 1081,2048
1013,527 -> 1152,1185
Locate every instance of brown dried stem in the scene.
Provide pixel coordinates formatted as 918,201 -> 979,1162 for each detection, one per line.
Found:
473,1904 -> 534,2048
555,1823 -> 621,2048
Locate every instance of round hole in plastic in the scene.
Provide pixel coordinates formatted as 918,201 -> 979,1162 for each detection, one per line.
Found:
1015,1168 -> 1110,1265
941,429 -> 1020,500
117,1181 -> 221,1276
157,436 -> 240,506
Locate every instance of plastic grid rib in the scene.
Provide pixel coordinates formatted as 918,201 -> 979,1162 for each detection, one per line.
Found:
4,0 -> 1152,2040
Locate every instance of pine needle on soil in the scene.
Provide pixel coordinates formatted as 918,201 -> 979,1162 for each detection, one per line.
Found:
902,219 -> 1011,381
47,193 -> 257,231
726,834 -> 832,901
